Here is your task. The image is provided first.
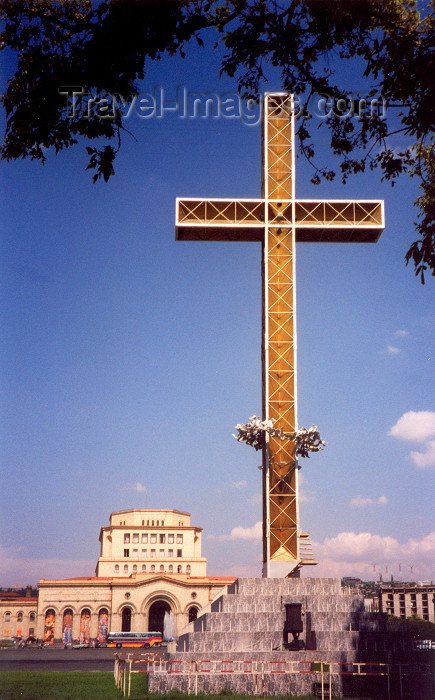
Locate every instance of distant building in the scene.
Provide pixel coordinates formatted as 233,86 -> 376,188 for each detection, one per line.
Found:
342,577 -> 362,587
35,509 -> 235,644
0,587 -> 38,640
379,583 -> 435,622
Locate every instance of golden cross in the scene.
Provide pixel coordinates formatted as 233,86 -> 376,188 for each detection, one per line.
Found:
175,93 -> 384,577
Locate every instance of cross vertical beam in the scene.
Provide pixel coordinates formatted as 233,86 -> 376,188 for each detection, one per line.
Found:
262,94 -> 299,577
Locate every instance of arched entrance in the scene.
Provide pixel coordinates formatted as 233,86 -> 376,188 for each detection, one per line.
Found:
148,600 -> 170,634
121,607 -> 132,632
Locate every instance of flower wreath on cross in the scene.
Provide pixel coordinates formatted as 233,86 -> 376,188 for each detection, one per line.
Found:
233,416 -> 325,460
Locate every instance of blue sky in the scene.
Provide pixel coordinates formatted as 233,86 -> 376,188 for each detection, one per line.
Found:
1,34 -> 434,586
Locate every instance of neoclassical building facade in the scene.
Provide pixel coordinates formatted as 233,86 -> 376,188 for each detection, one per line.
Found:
0,588 -> 38,641
35,509 -> 234,644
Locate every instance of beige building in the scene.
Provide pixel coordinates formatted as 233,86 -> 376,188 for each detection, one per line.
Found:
36,509 -> 234,644
379,583 -> 435,622
0,588 -> 38,640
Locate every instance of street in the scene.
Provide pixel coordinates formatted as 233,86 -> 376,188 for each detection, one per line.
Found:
0,646 -> 166,672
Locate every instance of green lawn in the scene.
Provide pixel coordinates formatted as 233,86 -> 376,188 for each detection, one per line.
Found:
0,672 -> 367,700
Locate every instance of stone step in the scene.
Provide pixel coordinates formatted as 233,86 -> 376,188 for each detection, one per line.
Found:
212,593 -> 364,614
229,577 -> 342,597
178,630 -> 283,653
194,612 -> 282,633
194,610 -> 386,634
307,611 -> 387,633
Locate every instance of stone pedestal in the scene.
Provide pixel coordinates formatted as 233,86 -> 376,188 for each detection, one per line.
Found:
148,577 -> 432,698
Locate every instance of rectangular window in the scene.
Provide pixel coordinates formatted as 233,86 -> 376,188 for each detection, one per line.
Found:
124,549 -> 129,557
168,534 -> 174,544
150,549 -> 156,558
141,534 -> 148,543
150,534 -> 157,544
124,534 -> 130,544
159,534 -> 165,544
159,549 -> 164,557
177,534 -> 183,544
177,549 -> 182,558
168,549 -> 174,558
132,534 -> 139,544
142,549 -> 147,557
133,549 -> 138,557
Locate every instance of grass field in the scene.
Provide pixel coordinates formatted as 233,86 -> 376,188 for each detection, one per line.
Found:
0,672 -> 368,700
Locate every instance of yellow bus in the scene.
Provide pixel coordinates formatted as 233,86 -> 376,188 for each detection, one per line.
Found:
105,631 -> 163,648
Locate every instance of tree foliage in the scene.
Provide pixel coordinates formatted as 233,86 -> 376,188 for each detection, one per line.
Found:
1,0 -> 434,280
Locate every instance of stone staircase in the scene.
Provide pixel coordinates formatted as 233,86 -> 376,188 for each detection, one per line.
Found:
148,578 -> 432,698
177,577 -> 391,653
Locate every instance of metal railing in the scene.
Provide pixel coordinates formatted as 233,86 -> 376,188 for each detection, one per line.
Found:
114,654 -> 432,699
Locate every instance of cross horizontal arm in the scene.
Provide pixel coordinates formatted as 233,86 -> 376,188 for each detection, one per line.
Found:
176,198 -> 384,243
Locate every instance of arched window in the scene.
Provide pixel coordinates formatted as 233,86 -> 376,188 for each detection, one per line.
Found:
142,564 -> 146,572
121,607 -> 132,632
150,564 -> 155,572
186,565 -> 191,575
115,564 -> 119,573
30,612 -> 35,622
159,564 -> 164,572
132,564 -> 137,573
168,565 -> 173,573
177,565 -> 182,573
4,611 -> 11,623
188,607 -> 199,623
124,564 -> 128,573
17,611 -> 23,621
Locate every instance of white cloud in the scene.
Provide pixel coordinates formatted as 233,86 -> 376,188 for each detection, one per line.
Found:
389,412 -> 435,469
349,495 -> 388,508
395,330 -> 409,338
308,531 -> 435,580
409,440 -> 435,469
249,492 -> 262,505
386,345 -> 400,355
231,480 -> 248,489
298,472 -> 316,503
299,489 -> 316,503
133,482 -> 147,493
209,521 -> 262,542
389,411 -> 435,443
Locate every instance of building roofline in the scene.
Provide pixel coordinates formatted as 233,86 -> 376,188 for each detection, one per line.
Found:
109,509 -> 191,518
38,574 -> 236,588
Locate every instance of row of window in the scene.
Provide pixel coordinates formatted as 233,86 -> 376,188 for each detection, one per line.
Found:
124,533 -> 183,545
123,548 -> 182,559
2,611 -> 36,622
115,563 -> 191,575
119,519 -> 184,527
